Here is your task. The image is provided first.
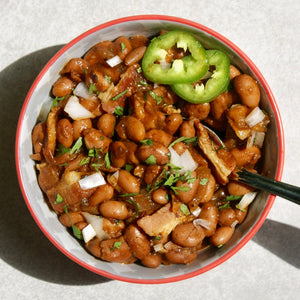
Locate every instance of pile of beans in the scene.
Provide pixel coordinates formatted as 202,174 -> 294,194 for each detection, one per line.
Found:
31,32 -> 269,268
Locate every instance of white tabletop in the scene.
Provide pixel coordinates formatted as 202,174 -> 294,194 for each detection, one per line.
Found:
0,0 -> 299,299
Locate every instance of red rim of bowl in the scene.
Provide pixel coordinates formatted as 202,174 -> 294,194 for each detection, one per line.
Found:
15,15 -> 285,284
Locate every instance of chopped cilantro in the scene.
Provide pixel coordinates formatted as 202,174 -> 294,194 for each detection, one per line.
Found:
70,137 -> 83,154
111,89 -> 128,101
54,193 -> 63,204
119,193 -> 138,197
169,136 -> 198,148
200,178 -> 209,185
104,152 -> 111,169
79,157 -> 90,166
140,139 -> 153,146
121,42 -> 126,52
226,195 -> 242,201
88,83 -> 98,94
114,106 -> 124,116
145,154 -> 156,165
51,96 -> 65,108
104,74 -> 111,83
149,90 -> 163,105
110,241 -> 122,251
180,203 -> 190,216
63,205 -> 83,240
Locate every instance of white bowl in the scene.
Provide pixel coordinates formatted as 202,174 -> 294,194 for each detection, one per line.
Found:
15,15 -> 284,284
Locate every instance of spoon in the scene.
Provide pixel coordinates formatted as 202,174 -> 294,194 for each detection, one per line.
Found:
203,125 -> 300,205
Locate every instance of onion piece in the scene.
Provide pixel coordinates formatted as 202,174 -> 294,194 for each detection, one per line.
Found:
191,206 -> 201,217
73,82 -> 94,100
79,172 -> 106,190
168,147 -> 198,174
82,212 -> 109,240
237,192 -> 257,210
153,243 -> 164,253
64,95 -> 95,120
247,131 -> 265,148
106,55 -> 122,67
82,224 -> 96,243
193,218 -> 211,230
245,107 -> 265,128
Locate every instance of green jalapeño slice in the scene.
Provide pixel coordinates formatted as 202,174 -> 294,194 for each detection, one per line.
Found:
171,49 -> 230,103
142,30 -> 208,85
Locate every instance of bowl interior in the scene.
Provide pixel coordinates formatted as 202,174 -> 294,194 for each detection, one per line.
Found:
16,16 -> 283,283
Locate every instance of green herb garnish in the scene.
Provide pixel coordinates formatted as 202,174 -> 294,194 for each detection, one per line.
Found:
180,203 -> 190,216
126,198 -> 139,221
110,241 -> 122,251
140,139 -> 153,146
114,106 -> 124,116
79,157 -> 90,166
104,152 -> 111,169
145,154 -> 156,165
121,42 -> 126,52
226,195 -> 243,201
169,136 -> 198,148
119,193 -> 138,197
54,193 -> 63,204
111,89 -> 128,101
124,164 -> 132,172
200,178 -> 209,185
56,144 -> 70,157
64,205 -> 83,240
149,90 -> 163,105
104,74 -> 111,83
70,137 -> 83,154
88,83 -> 98,94
51,96 -> 65,108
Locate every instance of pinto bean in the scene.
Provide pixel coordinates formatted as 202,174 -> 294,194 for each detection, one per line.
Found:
165,248 -> 197,265
124,224 -> 150,259
218,208 -> 237,227
113,36 -> 132,60
124,46 -> 147,66
175,171 -> 200,203
164,113 -> 183,135
210,226 -> 235,247
122,140 -> 139,165
141,253 -> 162,268
136,142 -> 170,165
117,169 -> 140,194
97,114 -> 116,138
143,165 -> 163,185
52,76 -> 75,97
99,200 -> 129,220
102,218 -> 125,238
110,141 -> 127,168
100,237 -> 134,263
72,119 -> 92,141
83,128 -> 111,153
85,238 -> 102,258
124,116 -> 146,142
179,120 -> 195,138
145,129 -> 172,147
182,102 -> 210,120
59,211 -> 84,227
152,188 -> 169,205
32,122 -> 46,154
211,91 -> 234,121
198,202 -> 218,237
229,65 -> 241,80
172,222 -> 205,247
234,206 -> 248,223
227,181 -> 253,196
60,58 -> 89,82
56,118 -> 73,148
231,146 -> 261,167
233,74 -> 260,108
89,184 -> 114,206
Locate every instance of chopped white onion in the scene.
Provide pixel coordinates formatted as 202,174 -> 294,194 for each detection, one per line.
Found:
191,206 -> 201,217
64,95 -> 95,120
106,55 -> 122,67
231,220 -> 239,228
245,107 -> 265,128
153,243 -> 164,252
237,192 -> 257,210
247,131 -> 265,148
82,212 -> 109,240
168,147 -> 198,174
79,172 -> 106,190
82,224 -> 96,243
193,218 -> 211,230
73,82 -> 93,100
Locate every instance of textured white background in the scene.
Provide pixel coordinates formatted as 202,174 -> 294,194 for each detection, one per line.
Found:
0,0 -> 299,299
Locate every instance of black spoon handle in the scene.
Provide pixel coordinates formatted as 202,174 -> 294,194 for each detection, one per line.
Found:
237,169 -> 300,205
